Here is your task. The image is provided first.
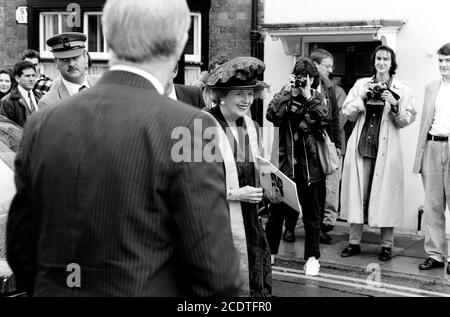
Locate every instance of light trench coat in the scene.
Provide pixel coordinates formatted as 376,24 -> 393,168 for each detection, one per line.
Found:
340,77 -> 416,227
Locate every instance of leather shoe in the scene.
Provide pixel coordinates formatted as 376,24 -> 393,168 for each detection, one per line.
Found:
320,232 -> 332,244
341,244 -> 361,257
282,229 -> 295,243
418,257 -> 444,270
379,247 -> 392,261
321,224 -> 334,233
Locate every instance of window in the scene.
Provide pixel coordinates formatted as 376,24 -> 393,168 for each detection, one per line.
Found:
83,12 -> 109,60
39,11 -> 109,60
39,10 -> 201,66
185,13 -> 202,63
39,12 -> 75,59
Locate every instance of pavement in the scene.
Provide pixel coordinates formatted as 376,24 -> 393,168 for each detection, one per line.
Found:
269,219 -> 450,292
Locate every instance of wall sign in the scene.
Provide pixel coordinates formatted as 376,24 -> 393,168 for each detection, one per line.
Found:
16,6 -> 28,24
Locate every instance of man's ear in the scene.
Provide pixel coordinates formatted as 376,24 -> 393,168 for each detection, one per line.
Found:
15,75 -> 20,82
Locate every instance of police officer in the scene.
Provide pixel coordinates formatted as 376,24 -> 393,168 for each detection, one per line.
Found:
38,32 -> 99,109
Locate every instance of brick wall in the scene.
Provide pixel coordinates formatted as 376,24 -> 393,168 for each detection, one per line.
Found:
0,0 -> 27,67
209,0 -> 264,61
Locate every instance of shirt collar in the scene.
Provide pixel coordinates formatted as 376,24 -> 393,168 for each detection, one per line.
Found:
110,65 -> 164,95
61,77 -> 90,96
167,84 -> 177,101
17,84 -> 31,99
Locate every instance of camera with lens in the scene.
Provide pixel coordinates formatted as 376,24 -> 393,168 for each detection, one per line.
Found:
366,82 -> 388,107
289,74 -> 307,89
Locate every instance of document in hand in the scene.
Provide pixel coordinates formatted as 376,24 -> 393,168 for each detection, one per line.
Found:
255,155 -> 302,216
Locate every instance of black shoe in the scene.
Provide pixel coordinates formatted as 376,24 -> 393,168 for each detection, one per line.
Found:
379,247 -> 392,261
320,232 -> 332,244
341,244 -> 361,257
282,229 -> 295,243
447,263 -> 450,274
321,224 -> 335,233
419,257 -> 445,270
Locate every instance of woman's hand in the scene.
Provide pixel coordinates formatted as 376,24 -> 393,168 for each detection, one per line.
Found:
381,90 -> 398,105
363,82 -> 373,99
288,74 -> 301,97
228,186 -> 263,203
381,90 -> 399,114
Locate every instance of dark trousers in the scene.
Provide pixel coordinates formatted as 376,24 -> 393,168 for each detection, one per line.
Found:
265,179 -> 325,259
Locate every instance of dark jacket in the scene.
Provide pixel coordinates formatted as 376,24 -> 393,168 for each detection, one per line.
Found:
175,84 -> 206,109
320,79 -> 342,152
0,85 -> 41,127
6,70 -> 241,297
267,87 -> 331,185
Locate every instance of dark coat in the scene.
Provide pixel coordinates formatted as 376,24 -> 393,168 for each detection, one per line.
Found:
175,84 -> 206,109
267,87 -> 331,185
6,70 -> 241,297
0,85 -> 41,127
320,79 -> 342,151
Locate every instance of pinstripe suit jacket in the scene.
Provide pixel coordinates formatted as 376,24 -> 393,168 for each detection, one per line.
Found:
6,70 -> 242,297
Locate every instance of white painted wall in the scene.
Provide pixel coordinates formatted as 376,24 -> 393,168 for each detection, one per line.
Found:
263,0 -> 450,232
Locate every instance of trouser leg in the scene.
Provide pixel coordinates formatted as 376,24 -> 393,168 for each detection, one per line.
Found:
265,202 -> 288,255
323,156 -> 343,227
284,205 -> 300,232
299,180 -> 325,259
380,227 -> 394,248
422,141 -> 447,262
349,223 -> 364,245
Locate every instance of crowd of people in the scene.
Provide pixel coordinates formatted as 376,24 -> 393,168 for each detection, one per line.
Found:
1,0 -> 450,297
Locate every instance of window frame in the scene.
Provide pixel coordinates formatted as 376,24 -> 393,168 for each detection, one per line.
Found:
185,12 -> 202,64
39,11 -> 74,59
83,11 -> 109,60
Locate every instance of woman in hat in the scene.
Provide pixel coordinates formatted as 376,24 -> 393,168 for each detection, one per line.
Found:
203,56 -> 271,297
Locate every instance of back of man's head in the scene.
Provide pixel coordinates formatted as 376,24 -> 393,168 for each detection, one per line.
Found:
14,61 -> 35,78
102,0 -> 191,64
310,48 -> 333,64
21,49 -> 41,62
438,43 -> 450,56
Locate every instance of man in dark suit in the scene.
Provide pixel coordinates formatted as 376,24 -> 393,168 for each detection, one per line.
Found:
0,61 -> 41,127
6,0 -> 241,297
166,64 -> 206,109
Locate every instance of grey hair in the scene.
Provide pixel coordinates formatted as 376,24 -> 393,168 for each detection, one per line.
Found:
102,0 -> 191,63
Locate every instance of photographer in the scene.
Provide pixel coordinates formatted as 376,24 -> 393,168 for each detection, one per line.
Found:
265,57 -> 331,276
340,45 -> 416,261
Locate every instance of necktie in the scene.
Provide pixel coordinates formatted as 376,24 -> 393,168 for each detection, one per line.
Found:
79,85 -> 87,92
28,91 -> 37,112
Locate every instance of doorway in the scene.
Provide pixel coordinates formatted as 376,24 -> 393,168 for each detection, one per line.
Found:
308,41 -> 382,143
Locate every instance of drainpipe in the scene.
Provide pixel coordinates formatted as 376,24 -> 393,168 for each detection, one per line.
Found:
250,0 -> 258,58
250,0 -> 265,125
